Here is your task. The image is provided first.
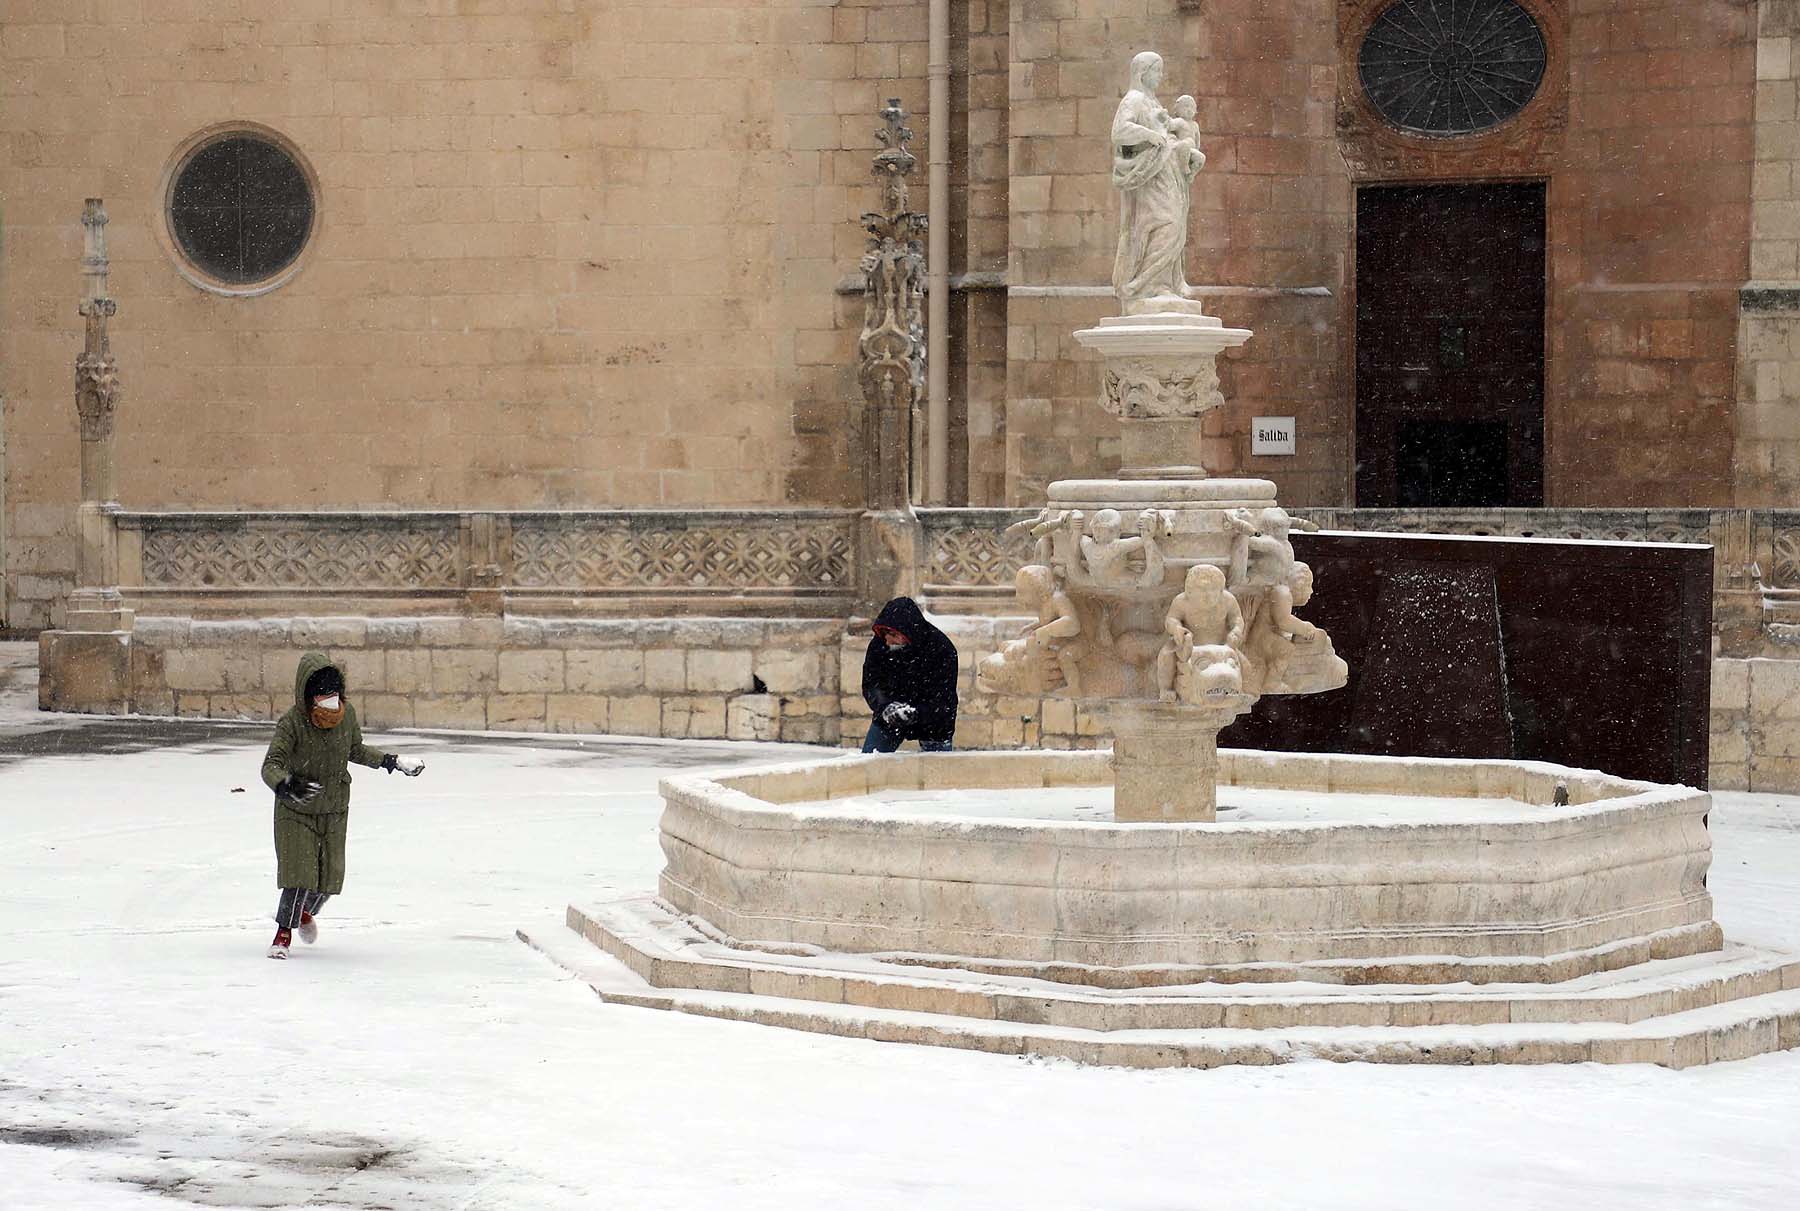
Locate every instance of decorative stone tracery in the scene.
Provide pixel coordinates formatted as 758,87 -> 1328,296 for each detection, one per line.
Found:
1101,357 -> 1222,419
857,99 -> 926,513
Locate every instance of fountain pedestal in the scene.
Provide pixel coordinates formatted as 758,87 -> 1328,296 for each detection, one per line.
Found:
1109,697 -> 1252,822
977,304 -> 1345,822
1074,311 -> 1251,478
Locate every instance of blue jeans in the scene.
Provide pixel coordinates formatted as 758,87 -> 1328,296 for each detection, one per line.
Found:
862,719 -> 954,754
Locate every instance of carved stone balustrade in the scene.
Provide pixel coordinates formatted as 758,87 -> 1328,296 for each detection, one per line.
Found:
115,510 -> 858,618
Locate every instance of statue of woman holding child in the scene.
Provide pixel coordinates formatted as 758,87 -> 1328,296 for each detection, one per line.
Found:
1110,51 -> 1207,315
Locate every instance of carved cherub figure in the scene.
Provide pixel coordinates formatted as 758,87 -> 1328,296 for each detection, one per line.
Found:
1156,563 -> 1245,702
1225,506 -> 1298,588
1005,507 -> 1068,566
1078,508 -> 1166,589
977,564 -> 1087,696
1017,563 -> 1085,695
1239,560 -> 1342,695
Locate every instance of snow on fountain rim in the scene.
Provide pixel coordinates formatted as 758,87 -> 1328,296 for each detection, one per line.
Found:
659,748 -> 1706,839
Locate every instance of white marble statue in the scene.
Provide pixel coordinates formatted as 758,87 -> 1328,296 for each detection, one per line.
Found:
1225,506 -> 1297,588
1237,561 -> 1347,696
1156,564 -> 1245,703
1005,506 -> 1069,566
1110,51 -> 1206,315
977,564 -> 1086,696
1074,507 -> 1166,589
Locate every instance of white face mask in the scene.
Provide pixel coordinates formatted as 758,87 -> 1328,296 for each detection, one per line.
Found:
315,694 -> 341,711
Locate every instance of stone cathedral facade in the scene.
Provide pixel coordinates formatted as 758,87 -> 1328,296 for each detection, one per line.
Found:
7,2 -> 1800,787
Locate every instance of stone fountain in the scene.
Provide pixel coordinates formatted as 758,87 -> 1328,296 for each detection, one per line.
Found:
542,57 -> 1800,1070
975,48 -> 1343,822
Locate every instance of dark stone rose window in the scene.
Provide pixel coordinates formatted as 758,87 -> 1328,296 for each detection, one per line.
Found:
168,134 -> 314,286
1358,0 -> 1546,137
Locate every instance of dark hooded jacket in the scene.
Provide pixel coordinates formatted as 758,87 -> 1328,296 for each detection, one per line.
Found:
260,652 -> 390,817
862,597 -> 959,743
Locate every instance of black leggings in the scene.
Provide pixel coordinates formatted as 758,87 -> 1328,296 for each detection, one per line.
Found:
275,888 -> 331,930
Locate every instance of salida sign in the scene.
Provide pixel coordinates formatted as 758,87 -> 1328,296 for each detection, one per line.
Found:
1252,417 -> 1296,456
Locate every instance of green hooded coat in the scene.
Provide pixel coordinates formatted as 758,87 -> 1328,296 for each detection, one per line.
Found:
260,652 -> 390,893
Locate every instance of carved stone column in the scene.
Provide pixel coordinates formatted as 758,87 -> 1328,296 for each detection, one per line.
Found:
42,199 -> 134,714
1110,698 -> 1252,822
854,100 -> 927,612
65,199 -> 131,632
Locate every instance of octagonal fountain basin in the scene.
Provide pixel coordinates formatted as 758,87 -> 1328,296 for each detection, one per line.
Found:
535,749 -> 1800,1069
651,749 -> 1720,984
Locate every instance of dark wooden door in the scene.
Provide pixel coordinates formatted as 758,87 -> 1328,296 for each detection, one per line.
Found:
1355,183 -> 1545,507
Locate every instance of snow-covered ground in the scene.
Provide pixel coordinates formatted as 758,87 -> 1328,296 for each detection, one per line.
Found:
4,691 -> 1800,1207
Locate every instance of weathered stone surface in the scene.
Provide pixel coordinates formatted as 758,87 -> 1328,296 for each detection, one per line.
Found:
563,902 -> 1800,1070
359,693 -> 416,729
418,617 -> 504,649
291,617 -> 370,649
643,650 -> 686,691
413,695 -> 487,730
546,693 -> 610,734
38,630 -> 132,714
366,619 -> 422,647
607,695 -> 662,737
430,650 -> 498,695
565,650 -> 644,693
658,751 -> 1718,969
665,695 -> 728,740
688,649 -> 753,693
163,648 -> 262,694
384,649 -> 432,694
488,693 -> 548,731
753,648 -> 824,693
498,650 -> 565,693
188,620 -> 289,649
728,694 -> 781,741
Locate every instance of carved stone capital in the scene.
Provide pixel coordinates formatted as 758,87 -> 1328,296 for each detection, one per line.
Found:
75,352 -> 120,442
1101,356 -> 1222,420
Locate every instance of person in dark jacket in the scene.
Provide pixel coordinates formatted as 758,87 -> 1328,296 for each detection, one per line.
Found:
861,597 -> 959,753
259,652 -> 425,960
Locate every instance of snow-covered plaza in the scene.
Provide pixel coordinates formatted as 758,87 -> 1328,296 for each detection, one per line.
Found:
3,643 -> 1800,1210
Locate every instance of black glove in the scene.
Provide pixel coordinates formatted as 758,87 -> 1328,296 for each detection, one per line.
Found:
381,754 -> 425,776
276,776 -> 322,805
382,754 -> 397,773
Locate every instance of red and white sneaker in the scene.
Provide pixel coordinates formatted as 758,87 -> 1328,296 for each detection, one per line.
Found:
267,928 -> 292,959
297,912 -> 318,945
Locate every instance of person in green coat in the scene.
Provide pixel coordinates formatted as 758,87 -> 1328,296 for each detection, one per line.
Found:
259,651 -> 424,959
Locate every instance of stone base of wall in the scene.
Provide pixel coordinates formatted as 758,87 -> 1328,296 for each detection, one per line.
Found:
1707,657 -> 1800,792
45,610 -> 1774,794
38,629 -> 131,714
124,615 -> 847,746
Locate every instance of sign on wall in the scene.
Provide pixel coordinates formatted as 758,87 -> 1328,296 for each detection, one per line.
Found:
1252,417 -> 1296,456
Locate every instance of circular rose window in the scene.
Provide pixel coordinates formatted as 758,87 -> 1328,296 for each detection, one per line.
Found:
166,131 -> 315,290
1358,0 -> 1546,137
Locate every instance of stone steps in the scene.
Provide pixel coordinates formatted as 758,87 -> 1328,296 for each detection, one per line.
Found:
523,898 -> 1800,1069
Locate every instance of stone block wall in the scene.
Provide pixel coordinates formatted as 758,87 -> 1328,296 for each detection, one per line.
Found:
1737,2 -> 1800,504
125,615 -> 847,745
1736,295 -> 1800,500
1710,656 -> 1800,791
40,592 -> 1780,793
0,0 -> 937,629
1551,0 -> 1754,505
